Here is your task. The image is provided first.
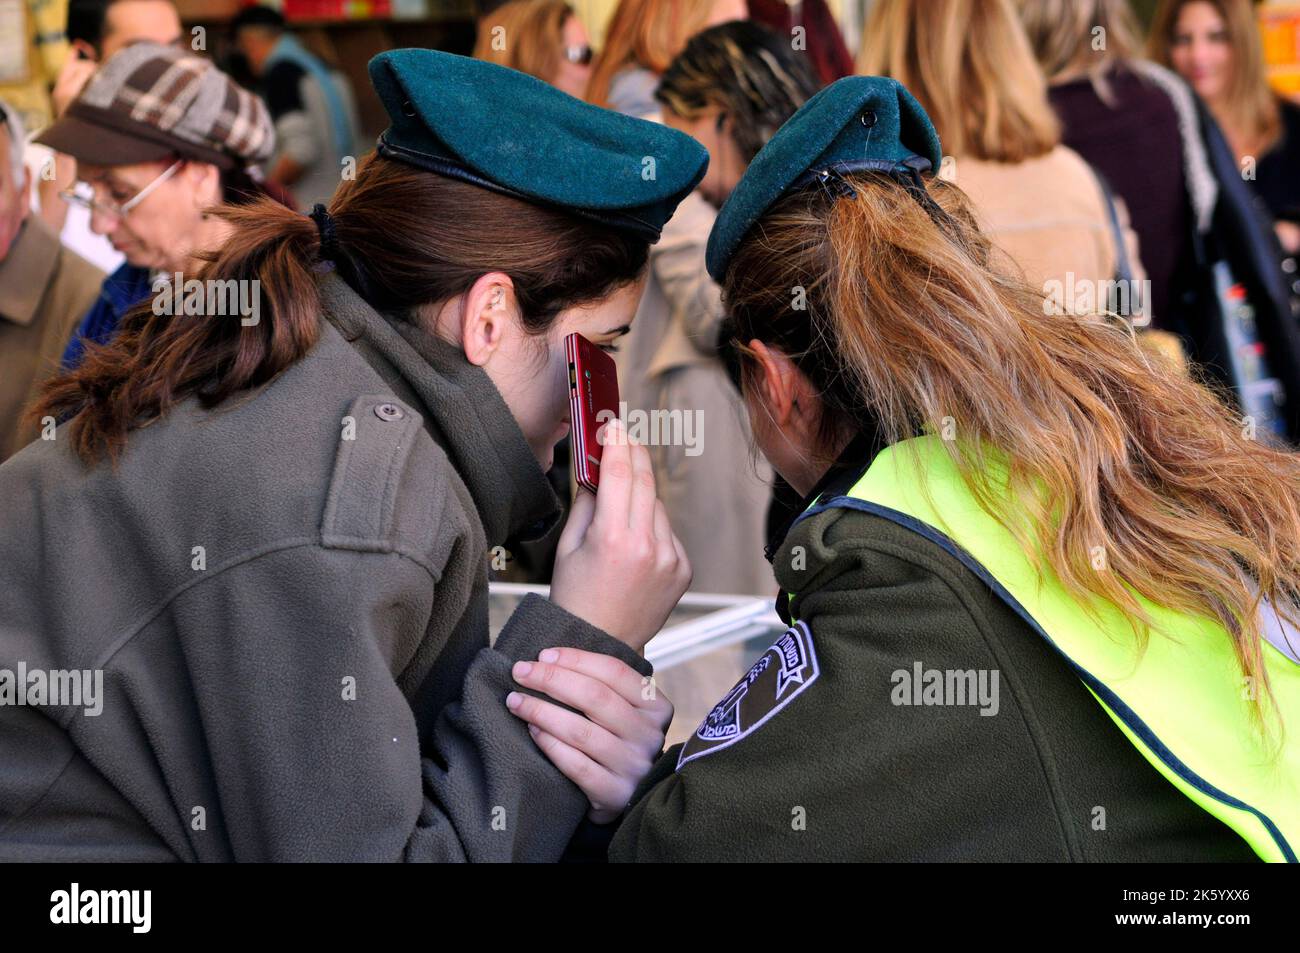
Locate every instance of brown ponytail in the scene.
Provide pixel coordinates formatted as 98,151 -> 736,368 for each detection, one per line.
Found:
32,153 -> 649,463
726,171 -> 1300,731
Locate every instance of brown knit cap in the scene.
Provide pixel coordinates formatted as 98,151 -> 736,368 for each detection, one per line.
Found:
35,41 -> 274,170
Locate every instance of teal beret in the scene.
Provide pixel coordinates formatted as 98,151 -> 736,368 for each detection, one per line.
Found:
368,49 -> 708,242
706,75 -> 942,281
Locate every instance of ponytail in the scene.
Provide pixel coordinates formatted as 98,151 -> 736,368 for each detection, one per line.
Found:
32,197 -> 324,463
32,153 -> 649,464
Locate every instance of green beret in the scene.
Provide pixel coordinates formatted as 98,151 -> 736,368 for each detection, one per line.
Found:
368,49 -> 709,242
706,75 -> 942,281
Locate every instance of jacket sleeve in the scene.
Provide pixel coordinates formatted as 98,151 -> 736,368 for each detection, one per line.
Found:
608,509 -> 1073,861
161,543 -> 650,862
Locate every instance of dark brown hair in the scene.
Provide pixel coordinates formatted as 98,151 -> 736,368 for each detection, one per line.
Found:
34,154 -> 649,462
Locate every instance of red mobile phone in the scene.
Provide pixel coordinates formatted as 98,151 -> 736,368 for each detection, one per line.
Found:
565,332 -> 620,493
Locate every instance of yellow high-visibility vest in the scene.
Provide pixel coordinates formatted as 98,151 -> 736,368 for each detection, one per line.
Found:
792,435 -> 1300,861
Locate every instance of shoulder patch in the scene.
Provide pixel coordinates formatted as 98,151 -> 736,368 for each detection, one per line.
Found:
677,621 -> 821,770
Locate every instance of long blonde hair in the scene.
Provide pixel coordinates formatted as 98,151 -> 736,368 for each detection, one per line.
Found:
858,0 -> 1059,163
1017,0 -> 1143,101
1148,0 -> 1281,154
473,0 -> 573,85
585,0 -> 715,107
724,172 -> 1300,731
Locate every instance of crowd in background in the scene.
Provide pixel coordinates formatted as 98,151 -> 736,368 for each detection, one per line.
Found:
3,0 -> 1300,593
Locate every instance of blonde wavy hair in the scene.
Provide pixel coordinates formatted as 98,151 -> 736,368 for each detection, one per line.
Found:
723,171 -> 1300,732
857,0 -> 1060,162
1017,0 -> 1143,102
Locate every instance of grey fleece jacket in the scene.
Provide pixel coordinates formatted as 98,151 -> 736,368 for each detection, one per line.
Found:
0,272 -> 651,862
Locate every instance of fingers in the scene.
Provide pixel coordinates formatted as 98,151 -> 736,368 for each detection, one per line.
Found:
506,692 -> 646,777
536,647 -> 672,722
555,486 -> 595,557
652,498 -> 672,543
511,659 -> 663,753
627,440 -> 657,535
522,725 -> 630,817
653,500 -> 689,598
671,529 -> 692,591
593,418 -> 632,528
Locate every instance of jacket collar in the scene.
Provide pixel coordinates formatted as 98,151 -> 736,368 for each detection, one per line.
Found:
0,217 -> 60,328
317,272 -> 561,546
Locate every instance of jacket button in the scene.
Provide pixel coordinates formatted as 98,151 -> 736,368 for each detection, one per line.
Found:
401,100 -> 416,117
374,402 -> 404,421
861,110 -> 878,128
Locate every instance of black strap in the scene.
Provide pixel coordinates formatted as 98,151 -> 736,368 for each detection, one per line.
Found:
1093,169 -> 1134,286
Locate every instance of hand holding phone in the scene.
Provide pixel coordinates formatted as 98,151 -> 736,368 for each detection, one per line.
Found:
550,335 -> 693,650
549,417 -> 693,651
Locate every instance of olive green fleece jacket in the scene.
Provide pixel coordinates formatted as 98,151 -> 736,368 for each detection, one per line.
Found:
609,459 -> 1259,862
0,272 -> 651,862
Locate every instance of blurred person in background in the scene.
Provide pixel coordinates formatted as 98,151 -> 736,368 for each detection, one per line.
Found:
586,0 -> 750,116
1020,0 -> 1300,444
34,43 -> 277,370
231,5 -> 360,210
747,0 -> 853,85
0,100 -> 103,463
1150,0 -> 1300,258
611,21 -> 819,596
31,0 -> 182,274
472,0 -> 596,584
473,0 -> 594,99
859,0 -> 1145,308
1020,0 -> 1197,331
0,0 -> 71,131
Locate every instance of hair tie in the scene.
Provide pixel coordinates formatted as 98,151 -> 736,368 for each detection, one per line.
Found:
890,166 -> 955,232
309,203 -> 337,263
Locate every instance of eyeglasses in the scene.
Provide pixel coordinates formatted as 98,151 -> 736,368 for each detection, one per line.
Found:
59,159 -> 184,221
563,44 -> 593,66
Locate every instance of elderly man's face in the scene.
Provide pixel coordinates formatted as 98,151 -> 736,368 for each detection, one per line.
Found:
100,1 -> 183,60
0,124 -> 30,262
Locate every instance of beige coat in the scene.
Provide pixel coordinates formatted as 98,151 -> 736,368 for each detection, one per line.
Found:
943,145 -> 1147,315
0,216 -> 103,462
617,191 -> 773,596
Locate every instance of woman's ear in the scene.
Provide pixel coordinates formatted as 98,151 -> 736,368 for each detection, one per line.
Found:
458,272 -> 519,367
749,339 -> 799,426
749,338 -> 826,442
